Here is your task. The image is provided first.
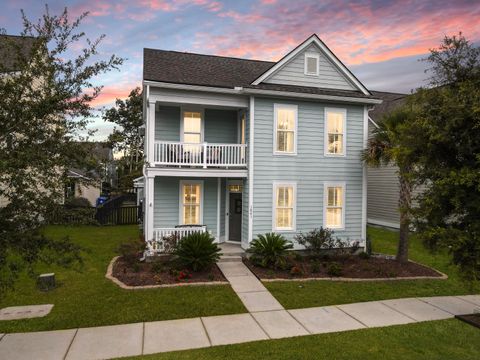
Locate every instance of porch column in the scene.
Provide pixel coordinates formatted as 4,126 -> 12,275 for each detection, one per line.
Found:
216,177 -> 221,242
147,100 -> 156,165
145,175 -> 155,245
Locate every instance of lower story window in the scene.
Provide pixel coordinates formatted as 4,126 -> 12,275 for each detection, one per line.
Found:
180,181 -> 202,225
273,182 -> 296,231
324,183 -> 345,228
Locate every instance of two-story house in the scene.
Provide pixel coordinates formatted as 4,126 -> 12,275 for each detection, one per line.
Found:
141,34 -> 382,255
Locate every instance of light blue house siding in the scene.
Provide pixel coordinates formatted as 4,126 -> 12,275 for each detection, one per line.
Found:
252,97 -> 364,245
155,106 -> 238,143
153,177 -> 220,239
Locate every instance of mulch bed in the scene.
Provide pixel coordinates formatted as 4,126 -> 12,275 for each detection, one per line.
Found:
243,255 -> 443,280
112,257 -> 226,286
456,314 -> 480,329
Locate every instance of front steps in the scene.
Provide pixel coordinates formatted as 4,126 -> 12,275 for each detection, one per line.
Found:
218,242 -> 244,263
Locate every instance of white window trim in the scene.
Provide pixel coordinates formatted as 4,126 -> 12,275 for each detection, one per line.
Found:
324,107 -> 347,157
179,180 -> 204,225
273,103 -> 298,156
304,52 -> 320,76
180,107 -> 205,143
323,182 -> 346,230
272,181 -> 297,232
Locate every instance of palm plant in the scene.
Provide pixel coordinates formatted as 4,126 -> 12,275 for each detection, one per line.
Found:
173,232 -> 221,271
249,233 -> 293,268
363,106 -> 418,263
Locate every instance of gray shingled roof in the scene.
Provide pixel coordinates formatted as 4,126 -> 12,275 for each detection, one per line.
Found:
0,35 -> 37,73
143,48 -> 274,88
369,91 -> 407,123
143,48 -> 378,100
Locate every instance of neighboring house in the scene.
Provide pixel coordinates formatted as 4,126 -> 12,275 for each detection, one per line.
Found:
66,169 -> 102,206
141,34 -> 382,254
366,91 -> 409,229
66,142 -> 117,206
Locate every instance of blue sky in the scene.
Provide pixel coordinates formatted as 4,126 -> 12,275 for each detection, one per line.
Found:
2,0 -> 479,140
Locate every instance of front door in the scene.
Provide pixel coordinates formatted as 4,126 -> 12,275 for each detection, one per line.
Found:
228,192 -> 242,242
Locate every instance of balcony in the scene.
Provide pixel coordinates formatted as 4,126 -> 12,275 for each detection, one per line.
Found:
153,141 -> 247,168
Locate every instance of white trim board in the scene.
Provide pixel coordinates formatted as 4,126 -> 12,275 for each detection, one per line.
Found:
145,168 -> 248,178
251,34 -> 371,95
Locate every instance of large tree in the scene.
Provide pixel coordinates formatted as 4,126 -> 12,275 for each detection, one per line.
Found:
410,33 -> 480,279
103,87 -> 143,190
363,107 -> 419,263
0,7 -> 123,291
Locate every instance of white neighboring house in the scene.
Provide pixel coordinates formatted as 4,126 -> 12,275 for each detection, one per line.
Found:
141,34 -> 383,255
66,169 -> 102,206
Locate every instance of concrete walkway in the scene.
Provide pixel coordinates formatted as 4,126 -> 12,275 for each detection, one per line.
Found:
217,261 -> 284,312
0,295 -> 479,360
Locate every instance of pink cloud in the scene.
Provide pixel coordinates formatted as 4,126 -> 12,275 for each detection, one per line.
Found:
199,0 -> 480,66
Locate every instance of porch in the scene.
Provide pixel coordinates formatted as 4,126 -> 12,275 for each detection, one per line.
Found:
146,176 -> 247,255
147,103 -> 248,170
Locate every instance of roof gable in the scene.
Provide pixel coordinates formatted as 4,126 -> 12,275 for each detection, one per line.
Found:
252,34 -> 370,95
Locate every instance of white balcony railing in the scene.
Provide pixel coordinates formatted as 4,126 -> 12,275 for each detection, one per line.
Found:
153,141 -> 247,168
148,226 -> 207,254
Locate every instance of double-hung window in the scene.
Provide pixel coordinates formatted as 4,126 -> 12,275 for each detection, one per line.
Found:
180,181 -> 203,225
325,108 -> 346,155
324,183 -> 345,229
273,182 -> 296,231
274,104 -> 297,155
182,111 -> 202,144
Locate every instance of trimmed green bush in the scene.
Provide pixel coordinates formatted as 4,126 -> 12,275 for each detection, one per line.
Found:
249,233 -> 293,269
173,232 -> 221,271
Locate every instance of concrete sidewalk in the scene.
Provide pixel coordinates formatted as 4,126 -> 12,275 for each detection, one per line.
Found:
1,294 -> 479,360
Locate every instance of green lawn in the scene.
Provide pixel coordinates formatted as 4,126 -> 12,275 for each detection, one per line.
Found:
122,319 -> 480,360
264,226 -> 480,309
0,225 -> 246,333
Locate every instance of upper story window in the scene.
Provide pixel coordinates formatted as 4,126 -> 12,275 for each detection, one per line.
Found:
274,104 -> 297,155
324,183 -> 345,229
304,53 -> 319,76
325,108 -> 346,156
273,182 -> 296,231
182,111 -> 202,144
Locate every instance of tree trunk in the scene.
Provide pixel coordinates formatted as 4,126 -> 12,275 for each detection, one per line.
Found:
397,168 -> 413,263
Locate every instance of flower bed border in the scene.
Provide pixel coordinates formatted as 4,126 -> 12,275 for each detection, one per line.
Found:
105,256 -> 229,289
244,258 -> 448,282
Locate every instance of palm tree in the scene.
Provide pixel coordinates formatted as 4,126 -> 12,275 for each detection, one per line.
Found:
363,107 -> 417,263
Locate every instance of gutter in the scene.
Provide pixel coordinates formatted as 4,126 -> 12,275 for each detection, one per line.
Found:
143,80 -> 383,105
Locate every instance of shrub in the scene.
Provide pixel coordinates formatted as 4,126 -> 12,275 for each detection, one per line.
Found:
310,260 -> 321,273
162,233 -> 180,254
118,238 -> 145,266
294,227 -> 340,257
151,260 -> 165,274
173,232 -> 221,271
64,197 -> 91,208
326,262 -> 343,277
248,233 -> 293,269
358,251 -> 370,260
290,265 -> 303,276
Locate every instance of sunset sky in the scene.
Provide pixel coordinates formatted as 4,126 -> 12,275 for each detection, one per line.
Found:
2,0 -> 480,139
